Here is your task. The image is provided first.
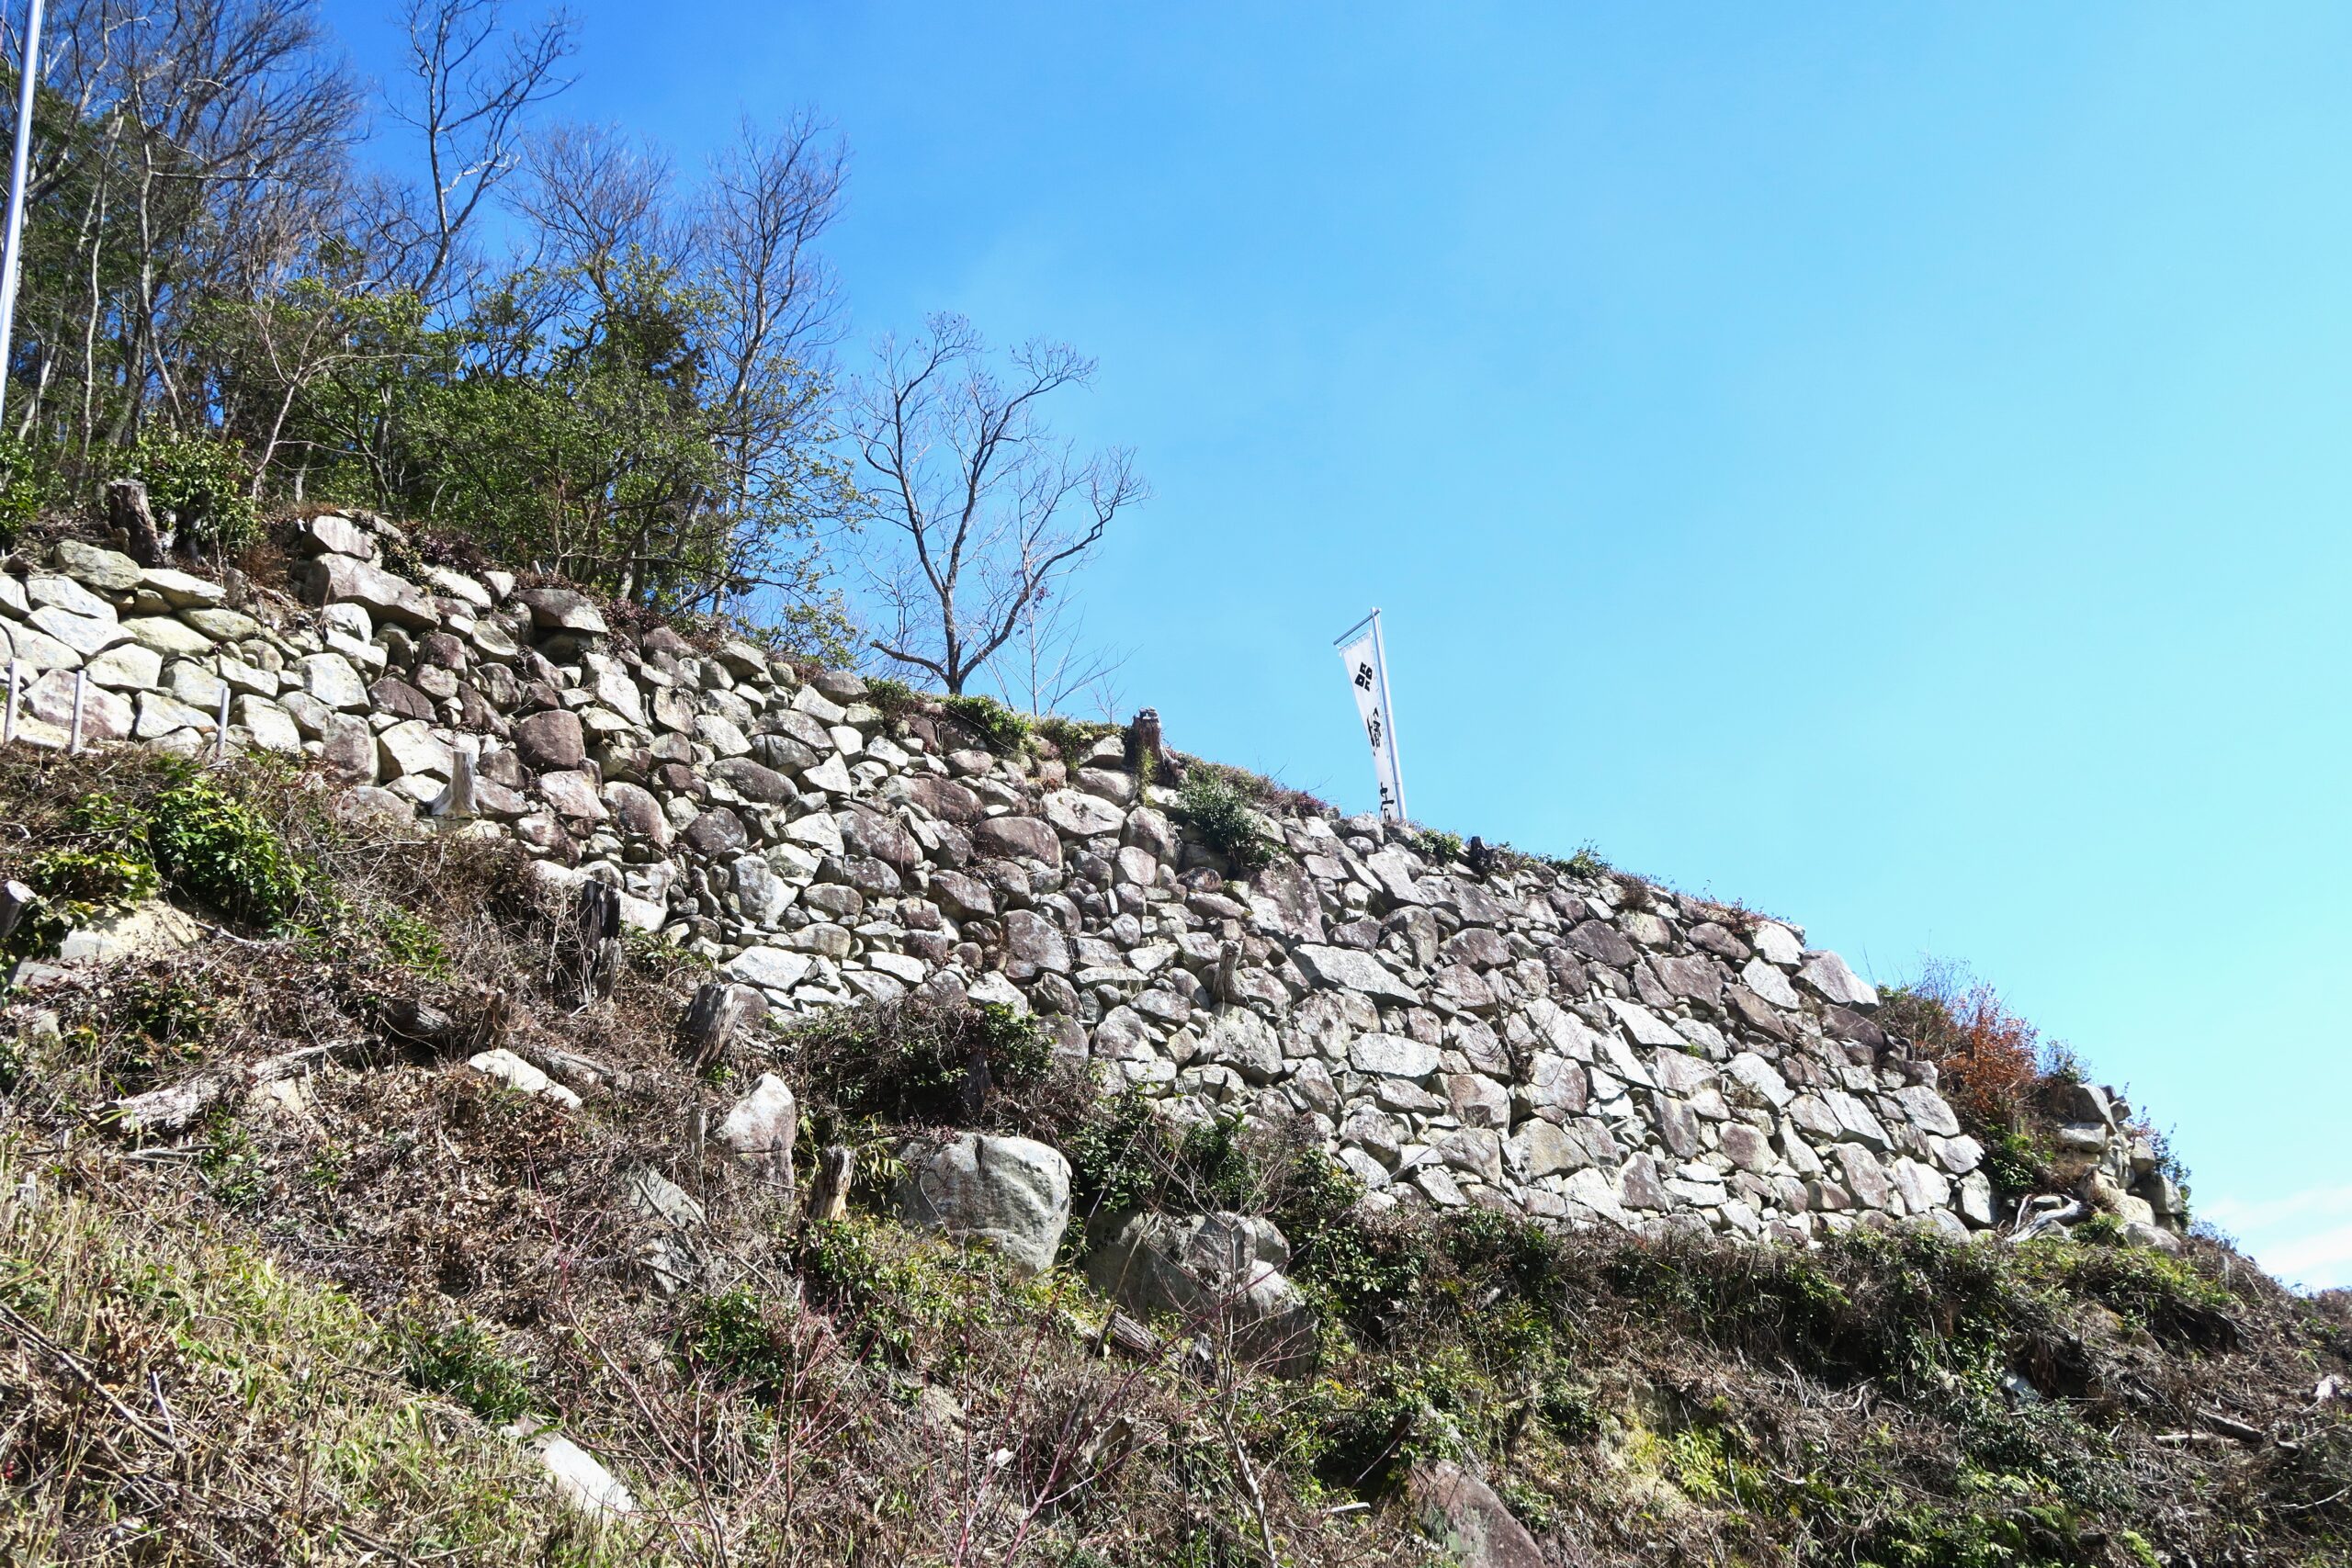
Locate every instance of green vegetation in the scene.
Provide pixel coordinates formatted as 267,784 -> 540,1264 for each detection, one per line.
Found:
1034,713 -> 1120,761
122,428 -> 262,555
4,762 -> 311,953
0,1165 -> 610,1564
144,769 -> 311,928
398,1315 -> 539,1426
940,692 -> 1033,752
1173,769 -> 1279,873
786,994 -> 1077,1134
1410,828 -> 1465,862
860,675 -> 924,719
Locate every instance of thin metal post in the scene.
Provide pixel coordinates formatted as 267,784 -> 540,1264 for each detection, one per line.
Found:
0,0 -> 45,433
65,665 -> 83,753
1369,609 -> 1407,822
213,683 -> 229,761
2,656 -> 15,744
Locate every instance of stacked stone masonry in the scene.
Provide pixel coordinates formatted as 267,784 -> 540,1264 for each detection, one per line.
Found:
0,513 -> 2183,1243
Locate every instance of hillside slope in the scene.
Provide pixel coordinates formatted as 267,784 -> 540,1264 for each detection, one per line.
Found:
0,513 -> 2342,1566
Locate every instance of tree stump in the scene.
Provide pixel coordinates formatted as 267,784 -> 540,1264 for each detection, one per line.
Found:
1124,707 -> 1181,784
803,1145 -> 854,1227
428,742 -> 478,820
556,879 -> 625,1006
679,980 -> 765,1073
106,479 -> 164,567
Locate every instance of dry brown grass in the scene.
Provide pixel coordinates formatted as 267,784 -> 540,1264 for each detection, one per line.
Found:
0,753 -> 2346,1566
1878,959 -> 2052,1133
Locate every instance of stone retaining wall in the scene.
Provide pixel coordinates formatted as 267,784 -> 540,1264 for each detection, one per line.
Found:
0,513 -> 2184,1242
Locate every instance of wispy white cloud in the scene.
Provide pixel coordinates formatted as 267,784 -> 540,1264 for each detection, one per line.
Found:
2200,1185 -> 2352,1291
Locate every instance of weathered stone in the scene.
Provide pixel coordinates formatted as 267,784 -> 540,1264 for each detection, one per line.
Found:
28,605 -> 127,658
378,720 -> 454,780
1293,944 -> 1418,1004
56,899 -> 199,964
717,1073 -> 797,1179
1739,956 -> 1803,1010
1652,953 -> 1724,1003
514,708 -> 587,770
85,642 -> 163,691
180,608 -> 261,641
1350,1032 -> 1441,1079
26,670 -> 132,740
1509,1119 -> 1588,1179
368,676 -> 435,721
1043,787 -> 1125,838
235,696 -> 303,754
1199,1007 -> 1283,1083
895,774 -> 985,823
299,651 -> 368,710
294,513 -> 377,559
840,809 -> 921,870
680,806 -> 746,854
28,573 -> 115,619
1566,919 -> 1637,967
132,690 -> 210,739
1002,908 -> 1073,975
929,870 -> 996,918
52,538 -> 142,592
898,1133 -> 1071,1274
516,587 -> 607,635
319,715 -> 377,784
1895,1084 -> 1962,1138
1085,1211 -> 1315,1373
973,816 -> 1060,863
298,553 -> 438,629
1405,1460 -> 1545,1568
711,755 -> 796,804
1798,950 -> 1878,1009
1752,921 -> 1804,966
728,945 -> 814,992
467,1047 -> 582,1109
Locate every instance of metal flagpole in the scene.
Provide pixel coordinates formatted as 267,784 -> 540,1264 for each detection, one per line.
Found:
1368,608 -> 1407,822
0,0 -> 42,434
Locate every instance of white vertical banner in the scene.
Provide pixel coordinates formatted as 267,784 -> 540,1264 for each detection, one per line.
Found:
1335,609 -> 1408,822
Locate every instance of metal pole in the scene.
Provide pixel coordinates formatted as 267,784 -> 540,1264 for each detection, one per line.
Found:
0,0 -> 44,433
2,656 -> 15,744
1370,609 -> 1407,822
213,684 -> 229,761
65,665 -> 82,753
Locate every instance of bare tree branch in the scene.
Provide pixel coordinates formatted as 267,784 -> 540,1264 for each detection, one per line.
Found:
851,314 -> 1144,695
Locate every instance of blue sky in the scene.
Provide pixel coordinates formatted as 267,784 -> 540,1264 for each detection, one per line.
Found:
322,2 -> 2350,1286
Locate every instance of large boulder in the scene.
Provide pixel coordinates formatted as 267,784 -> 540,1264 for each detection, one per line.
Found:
717,1072 -> 797,1182
1405,1460 -> 1544,1568
1083,1211 -> 1317,1374
297,552 -> 438,630
896,1133 -> 1071,1274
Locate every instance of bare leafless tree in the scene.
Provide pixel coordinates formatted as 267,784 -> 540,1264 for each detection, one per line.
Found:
695,114 -> 845,502
853,313 -> 1144,694
390,0 -> 576,306
981,578 -> 1127,719
508,120 -> 673,288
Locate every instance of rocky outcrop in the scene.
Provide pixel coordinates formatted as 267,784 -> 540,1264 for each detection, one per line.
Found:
3,512 -> 2118,1244
1083,1212 -> 1317,1373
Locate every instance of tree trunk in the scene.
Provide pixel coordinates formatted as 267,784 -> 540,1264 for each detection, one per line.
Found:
802,1145 -> 854,1227
679,980 -> 765,1072
555,878 -> 625,1006
107,479 -> 164,566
